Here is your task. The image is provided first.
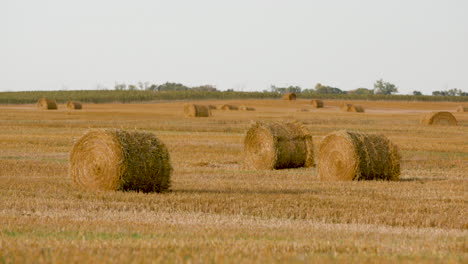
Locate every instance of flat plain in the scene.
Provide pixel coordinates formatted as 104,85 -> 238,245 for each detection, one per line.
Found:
0,99 -> 467,263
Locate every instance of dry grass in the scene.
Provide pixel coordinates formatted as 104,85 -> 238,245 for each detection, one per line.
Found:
0,99 -> 467,263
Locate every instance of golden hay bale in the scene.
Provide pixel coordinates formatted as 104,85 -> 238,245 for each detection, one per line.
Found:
350,105 -> 365,112
420,111 -> 457,126
69,129 -> 172,192
243,121 -> 314,170
37,98 -> 57,110
456,106 -> 468,112
66,101 -> 82,110
317,130 -> 400,181
220,104 -> 239,110
239,105 -> 255,111
184,104 -> 211,117
340,104 -> 352,111
282,93 -> 296,100
310,99 -> 324,108
207,105 -> 217,110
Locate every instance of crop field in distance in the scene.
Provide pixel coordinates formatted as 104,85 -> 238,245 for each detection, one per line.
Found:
0,99 -> 467,263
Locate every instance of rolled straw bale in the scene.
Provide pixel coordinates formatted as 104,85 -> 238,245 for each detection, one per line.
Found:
317,130 -> 400,181
220,104 -> 239,110
340,104 -> 352,112
456,106 -> 468,112
66,101 -> 82,110
310,99 -> 324,108
350,105 -> 365,112
184,104 -> 211,117
282,93 -> 296,100
37,98 -> 57,110
239,105 -> 255,111
69,129 -> 172,192
243,121 -> 314,170
420,111 -> 457,126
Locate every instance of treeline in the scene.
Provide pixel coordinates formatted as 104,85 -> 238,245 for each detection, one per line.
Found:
1,89 -> 467,104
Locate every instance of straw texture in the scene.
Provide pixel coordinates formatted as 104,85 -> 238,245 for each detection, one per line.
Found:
69,129 -> 172,192
317,130 -> 401,181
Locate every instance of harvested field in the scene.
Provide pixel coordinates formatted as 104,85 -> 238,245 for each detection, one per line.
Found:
0,99 -> 467,263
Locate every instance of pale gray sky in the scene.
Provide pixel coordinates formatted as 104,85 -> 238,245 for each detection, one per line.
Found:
1,0 -> 467,94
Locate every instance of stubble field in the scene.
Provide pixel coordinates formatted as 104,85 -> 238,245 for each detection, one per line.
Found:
0,99 -> 467,263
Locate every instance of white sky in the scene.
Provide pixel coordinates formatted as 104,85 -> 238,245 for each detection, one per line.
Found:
1,0 -> 467,94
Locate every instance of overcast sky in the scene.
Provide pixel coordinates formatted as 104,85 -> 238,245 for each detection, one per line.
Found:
1,0 -> 467,94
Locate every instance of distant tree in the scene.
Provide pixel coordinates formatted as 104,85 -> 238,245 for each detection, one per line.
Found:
314,83 -> 344,94
270,85 -> 302,93
114,83 -> 127,90
349,88 -> 374,95
147,84 -> 159,91
128,85 -> 137,91
373,79 -> 398,95
433,88 -> 467,96
158,82 -> 189,91
192,85 -> 218,92
413,90 -> 422,96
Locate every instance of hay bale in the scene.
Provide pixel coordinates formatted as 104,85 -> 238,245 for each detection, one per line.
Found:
282,93 -> 296,100
310,99 -> 324,108
239,105 -> 255,111
341,104 -> 364,112
420,111 -> 457,126
340,104 -> 352,112
37,98 -> 57,110
317,130 -> 400,181
243,121 -> 314,170
184,104 -> 211,117
456,106 -> 468,112
66,101 -> 82,110
207,105 -> 217,110
350,105 -> 365,112
220,104 -> 239,110
69,129 -> 172,192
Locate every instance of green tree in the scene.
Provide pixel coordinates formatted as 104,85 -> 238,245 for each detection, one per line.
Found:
413,90 -> 422,96
350,88 -> 374,95
373,79 -> 398,95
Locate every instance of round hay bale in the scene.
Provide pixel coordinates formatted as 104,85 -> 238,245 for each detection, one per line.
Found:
456,106 -> 468,112
420,111 -> 457,126
340,104 -> 352,112
350,105 -> 365,112
239,105 -> 255,111
220,104 -> 239,110
282,93 -> 296,100
317,130 -> 400,181
66,101 -> 82,110
37,98 -> 57,110
243,121 -> 314,170
184,104 -> 211,117
310,99 -> 324,108
69,129 -> 172,192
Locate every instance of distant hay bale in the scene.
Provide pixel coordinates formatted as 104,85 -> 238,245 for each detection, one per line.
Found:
341,104 -> 364,112
340,104 -> 352,111
420,111 -> 457,126
239,105 -> 255,111
318,130 -> 400,181
37,98 -> 57,110
66,101 -> 82,110
310,99 -> 324,108
207,105 -> 217,110
184,104 -> 211,117
456,106 -> 468,112
282,93 -> 296,100
69,129 -> 172,192
220,104 -> 239,110
243,121 -> 314,170
350,105 -> 365,112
